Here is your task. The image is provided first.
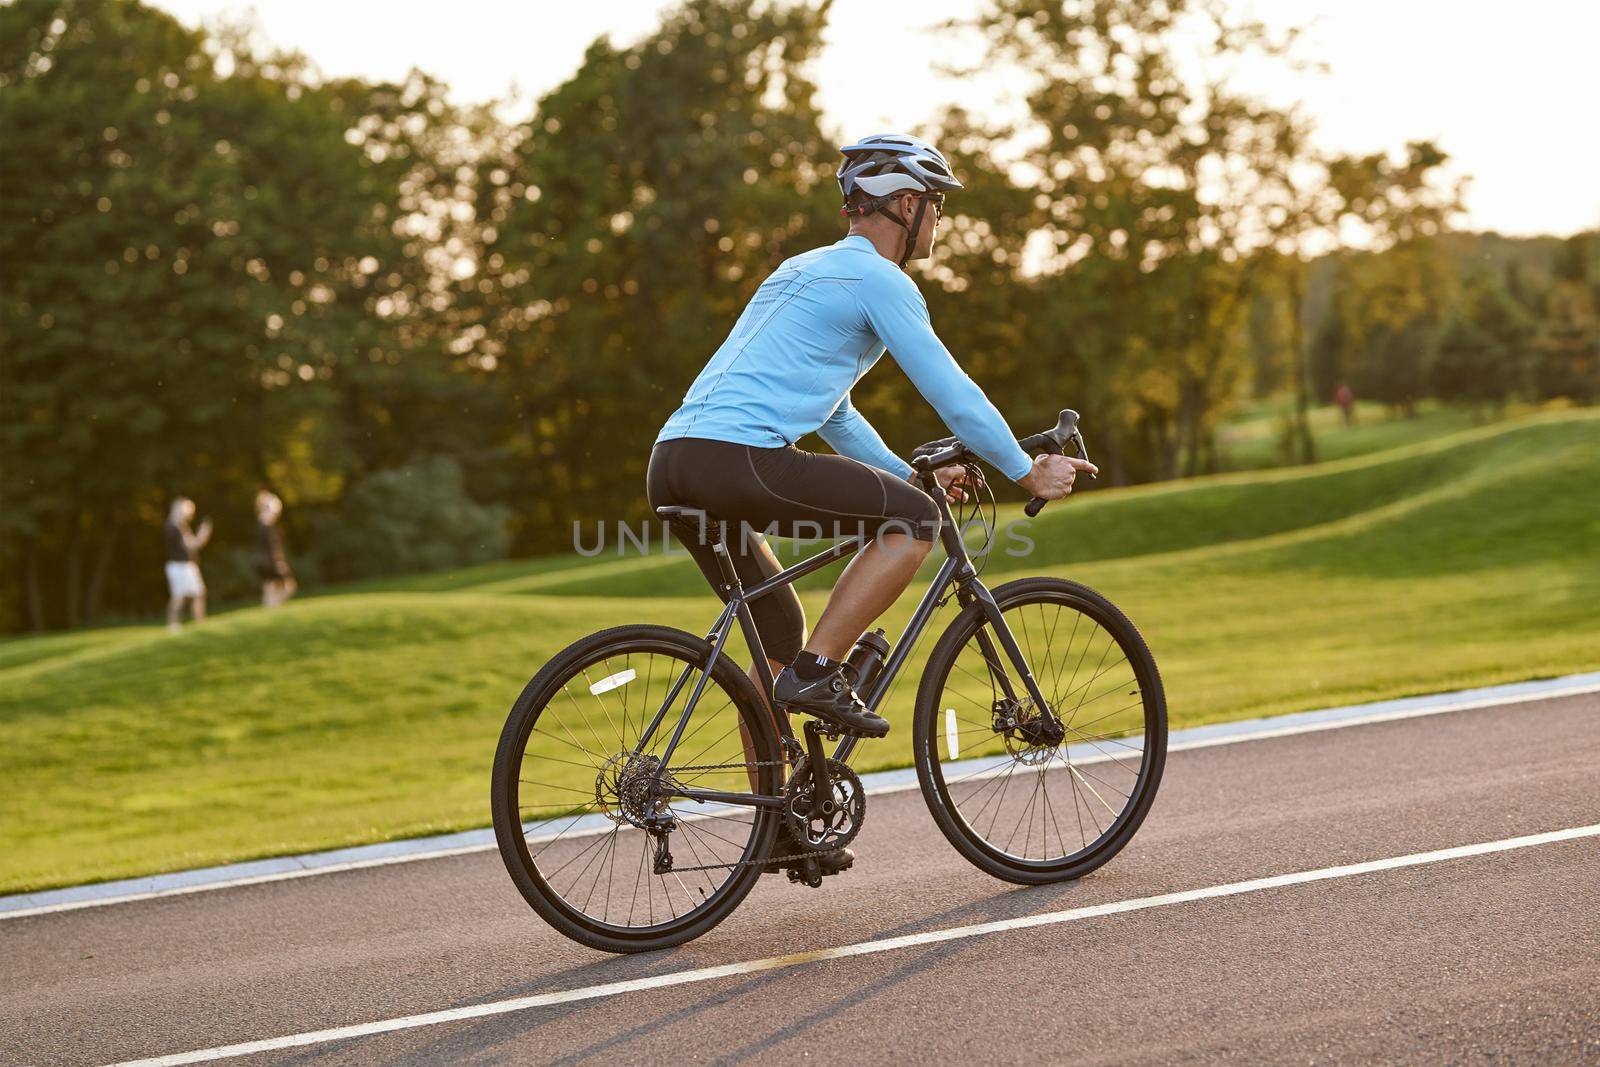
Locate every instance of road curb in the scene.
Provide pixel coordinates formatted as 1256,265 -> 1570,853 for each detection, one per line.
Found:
5,669 -> 1597,920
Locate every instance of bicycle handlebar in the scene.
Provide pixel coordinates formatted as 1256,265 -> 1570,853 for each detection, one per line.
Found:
910,408 -> 1092,518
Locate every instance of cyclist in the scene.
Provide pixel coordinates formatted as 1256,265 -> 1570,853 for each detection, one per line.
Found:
649,133 -> 1094,740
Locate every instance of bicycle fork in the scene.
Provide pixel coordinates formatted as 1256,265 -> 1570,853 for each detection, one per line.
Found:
964,581 -> 1067,747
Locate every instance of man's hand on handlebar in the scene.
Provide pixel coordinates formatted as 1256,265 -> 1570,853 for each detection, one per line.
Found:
1017,454 -> 1098,501
910,463 -> 985,503
932,463 -> 983,503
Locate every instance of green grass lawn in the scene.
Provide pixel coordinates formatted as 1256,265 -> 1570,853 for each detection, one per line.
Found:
2,409 -> 1596,894
1213,398 -> 1539,471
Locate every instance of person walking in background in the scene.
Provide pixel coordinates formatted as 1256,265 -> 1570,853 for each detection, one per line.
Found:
1334,382 -> 1356,427
164,497 -> 211,632
254,489 -> 296,607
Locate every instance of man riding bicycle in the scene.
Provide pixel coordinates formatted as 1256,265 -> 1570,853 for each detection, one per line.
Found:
648,133 -> 1095,767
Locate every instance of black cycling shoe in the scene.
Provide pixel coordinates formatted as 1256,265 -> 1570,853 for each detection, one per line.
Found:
772,666 -> 890,738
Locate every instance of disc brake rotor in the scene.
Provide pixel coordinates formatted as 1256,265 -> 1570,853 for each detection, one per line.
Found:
994,698 -> 1056,765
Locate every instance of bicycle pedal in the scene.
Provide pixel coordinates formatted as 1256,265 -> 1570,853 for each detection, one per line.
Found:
786,857 -> 824,889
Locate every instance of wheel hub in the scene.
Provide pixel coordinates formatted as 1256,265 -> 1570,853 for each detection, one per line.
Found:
993,697 -> 1061,763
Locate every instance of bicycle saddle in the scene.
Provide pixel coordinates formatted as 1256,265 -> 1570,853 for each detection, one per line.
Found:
655,505 -> 728,546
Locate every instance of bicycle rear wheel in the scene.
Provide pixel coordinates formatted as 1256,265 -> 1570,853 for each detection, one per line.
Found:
913,577 -> 1166,884
491,624 -> 782,952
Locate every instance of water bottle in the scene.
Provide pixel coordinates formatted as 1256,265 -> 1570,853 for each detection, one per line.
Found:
842,629 -> 890,697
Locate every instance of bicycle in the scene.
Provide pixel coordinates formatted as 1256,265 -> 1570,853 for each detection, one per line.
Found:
492,410 -> 1167,952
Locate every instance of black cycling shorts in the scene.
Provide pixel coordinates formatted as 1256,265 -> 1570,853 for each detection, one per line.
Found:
646,437 -> 940,664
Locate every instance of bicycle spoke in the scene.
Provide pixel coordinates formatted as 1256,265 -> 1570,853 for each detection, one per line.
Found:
1052,752 -> 1132,800
580,830 -> 618,915
585,657 -> 630,753
519,779 -> 594,796
930,589 -> 1159,869
503,638 -> 778,939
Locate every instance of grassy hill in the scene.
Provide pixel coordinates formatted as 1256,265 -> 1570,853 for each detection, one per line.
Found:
2,409 -> 1596,893
1213,399 -> 1498,471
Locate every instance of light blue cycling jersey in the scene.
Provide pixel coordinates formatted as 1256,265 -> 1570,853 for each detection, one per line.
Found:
655,234 -> 1034,483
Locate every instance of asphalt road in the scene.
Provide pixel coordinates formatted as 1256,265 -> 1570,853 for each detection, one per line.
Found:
3,691 -> 1597,1066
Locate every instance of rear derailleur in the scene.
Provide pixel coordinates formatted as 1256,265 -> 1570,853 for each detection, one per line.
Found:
646,811 -> 679,875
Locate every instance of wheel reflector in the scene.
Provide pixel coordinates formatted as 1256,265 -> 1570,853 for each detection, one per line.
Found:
945,707 -> 959,758
588,669 -> 637,695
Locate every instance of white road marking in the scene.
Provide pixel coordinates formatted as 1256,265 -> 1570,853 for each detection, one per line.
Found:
6,672 -> 1596,921
107,823 -> 1600,1067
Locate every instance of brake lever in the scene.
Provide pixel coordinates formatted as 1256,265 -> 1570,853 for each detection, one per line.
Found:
1072,430 -> 1096,479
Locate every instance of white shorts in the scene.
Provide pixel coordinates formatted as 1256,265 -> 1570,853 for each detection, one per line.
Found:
165,561 -> 205,598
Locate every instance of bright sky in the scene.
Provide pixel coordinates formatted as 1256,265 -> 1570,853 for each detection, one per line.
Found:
149,0 -> 1600,237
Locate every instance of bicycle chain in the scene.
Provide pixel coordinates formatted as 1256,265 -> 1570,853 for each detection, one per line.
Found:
645,758 -> 835,874
648,852 -> 823,874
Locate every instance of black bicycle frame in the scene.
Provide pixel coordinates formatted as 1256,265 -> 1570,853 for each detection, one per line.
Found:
631,473 -> 1061,811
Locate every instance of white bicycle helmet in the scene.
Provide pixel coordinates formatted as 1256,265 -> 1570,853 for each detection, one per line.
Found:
837,133 -> 963,199
837,133 -> 962,268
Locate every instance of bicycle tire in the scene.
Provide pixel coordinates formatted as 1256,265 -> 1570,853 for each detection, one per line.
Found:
492,624 -> 782,953
913,577 -> 1166,885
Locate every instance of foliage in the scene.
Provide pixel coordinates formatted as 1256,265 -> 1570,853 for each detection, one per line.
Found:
1529,234 -> 1600,403
459,0 -> 841,551
959,0 -> 1310,482
0,0 -> 500,629
1308,281 -> 1354,402
953,2 -> 1467,478
1361,316 -> 1434,415
303,453 -> 511,581
1430,270 -> 1532,411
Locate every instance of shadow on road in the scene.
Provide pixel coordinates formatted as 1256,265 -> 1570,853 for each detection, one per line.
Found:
306,878 -> 1093,1063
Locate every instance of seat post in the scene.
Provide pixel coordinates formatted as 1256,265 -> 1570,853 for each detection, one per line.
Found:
657,506 -> 742,597
711,539 -> 743,598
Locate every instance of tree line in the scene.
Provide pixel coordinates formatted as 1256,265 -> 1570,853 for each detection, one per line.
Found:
3,0 -> 1595,632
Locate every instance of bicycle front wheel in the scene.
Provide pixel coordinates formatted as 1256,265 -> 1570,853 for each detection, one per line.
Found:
491,624 -> 783,953
913,577 -> 1166,884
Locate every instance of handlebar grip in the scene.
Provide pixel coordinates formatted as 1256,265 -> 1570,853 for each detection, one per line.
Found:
1021,430 -> 1065,518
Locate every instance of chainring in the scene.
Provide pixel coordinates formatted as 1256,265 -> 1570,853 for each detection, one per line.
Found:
784,757 -> 865,851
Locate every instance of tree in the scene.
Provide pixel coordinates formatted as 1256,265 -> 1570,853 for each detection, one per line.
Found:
467,0 -> 840,550
1244,260 -> 1294,398
0,0 -> 476,629
1529,233 -> 1599,403
1431,269 -> 1532,412
1361,316 -> 1432,416
1308,280 -> 1354,403
959,0 -> 1353,481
